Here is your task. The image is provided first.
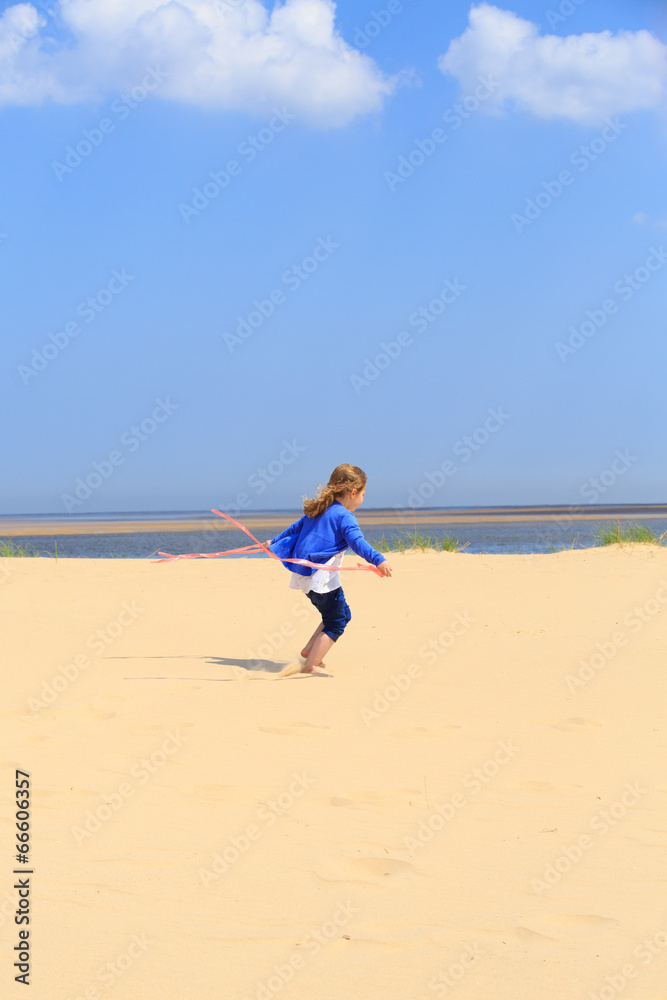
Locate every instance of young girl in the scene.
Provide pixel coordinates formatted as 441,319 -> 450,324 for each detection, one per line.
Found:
267,464 -> 392,675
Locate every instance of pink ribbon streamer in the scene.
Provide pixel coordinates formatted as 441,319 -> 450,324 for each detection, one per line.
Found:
153,508 -> 384,576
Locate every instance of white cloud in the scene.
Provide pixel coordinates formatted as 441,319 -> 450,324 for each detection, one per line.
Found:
633,211 -> 667,228
0,0 -> 394,125
439,3 -> 667,124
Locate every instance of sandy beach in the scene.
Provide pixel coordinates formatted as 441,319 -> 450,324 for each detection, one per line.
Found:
3,544 -> 667,999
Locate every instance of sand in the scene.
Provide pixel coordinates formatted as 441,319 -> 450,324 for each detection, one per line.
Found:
2,544 -> 667,999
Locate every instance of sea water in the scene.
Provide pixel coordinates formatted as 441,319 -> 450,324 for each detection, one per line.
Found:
2,506 -> 666,557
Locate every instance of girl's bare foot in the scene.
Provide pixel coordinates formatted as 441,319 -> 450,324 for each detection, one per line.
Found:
299,654 -> 327,670
299,664 -> 333,677
277,660 -> 331,678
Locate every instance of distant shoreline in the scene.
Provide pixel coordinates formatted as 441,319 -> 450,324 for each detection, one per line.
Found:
2,504 -> 666,537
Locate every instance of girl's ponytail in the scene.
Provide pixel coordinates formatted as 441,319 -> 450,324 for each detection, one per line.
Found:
303,464 -> 367,518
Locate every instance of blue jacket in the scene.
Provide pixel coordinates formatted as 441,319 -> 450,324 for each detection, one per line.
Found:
269,501 -> 386,577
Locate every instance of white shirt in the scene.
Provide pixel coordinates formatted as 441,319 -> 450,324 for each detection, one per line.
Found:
289,551 -> 344,594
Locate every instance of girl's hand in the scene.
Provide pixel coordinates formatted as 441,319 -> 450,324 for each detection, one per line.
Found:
378,562 -> 392,577
263,539 -> 273,548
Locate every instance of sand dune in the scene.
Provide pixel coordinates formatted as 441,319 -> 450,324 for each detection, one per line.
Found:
2,545 -> 667,999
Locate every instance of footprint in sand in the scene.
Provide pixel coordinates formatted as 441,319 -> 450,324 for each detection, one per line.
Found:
313,852 -> 421,884
329,793 -> 386,808
479,926 -> 558,945
277,668 -> 333,680
513,927 -> 558,944
550,717 -> 603,731
547,914 -> 619,928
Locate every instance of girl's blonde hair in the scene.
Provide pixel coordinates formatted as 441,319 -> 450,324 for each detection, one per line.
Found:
303,464 -> 367,518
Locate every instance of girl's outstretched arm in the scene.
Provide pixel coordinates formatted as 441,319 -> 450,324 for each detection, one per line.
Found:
340,514 -> 386,567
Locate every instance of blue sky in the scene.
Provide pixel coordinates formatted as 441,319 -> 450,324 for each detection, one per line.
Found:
1,0 -> 666,514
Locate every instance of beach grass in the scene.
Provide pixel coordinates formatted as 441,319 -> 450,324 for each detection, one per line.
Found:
438,533 -> 471,552
0,539 -> 37,557
548,534 -> 583,553
595,521 -> 667,546
377,531 -> 470,554
0,538 -> 58,558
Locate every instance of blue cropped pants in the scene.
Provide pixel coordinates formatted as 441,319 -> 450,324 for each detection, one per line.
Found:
306,587 -> 351,641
